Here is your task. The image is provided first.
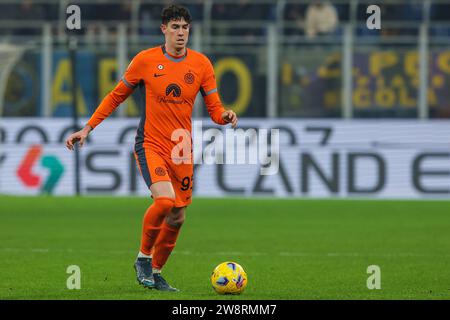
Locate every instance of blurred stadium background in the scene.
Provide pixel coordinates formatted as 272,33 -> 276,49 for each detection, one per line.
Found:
1,0 -> 450,300
2,0 -> 450,197
2,0 -> 450,119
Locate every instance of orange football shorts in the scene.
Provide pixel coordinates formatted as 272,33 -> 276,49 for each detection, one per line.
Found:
134,148 -> 193,208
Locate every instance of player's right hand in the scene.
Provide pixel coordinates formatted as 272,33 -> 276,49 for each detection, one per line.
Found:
65,126 -> 91,151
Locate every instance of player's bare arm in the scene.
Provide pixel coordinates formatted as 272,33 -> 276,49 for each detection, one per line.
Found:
65,124 -> 92,151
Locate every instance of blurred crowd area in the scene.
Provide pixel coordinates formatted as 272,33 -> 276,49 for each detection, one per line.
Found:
2,0 -> 450,119
1,0 -> 450,39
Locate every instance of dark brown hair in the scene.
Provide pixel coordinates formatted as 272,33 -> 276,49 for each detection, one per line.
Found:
161,4 -> 192,25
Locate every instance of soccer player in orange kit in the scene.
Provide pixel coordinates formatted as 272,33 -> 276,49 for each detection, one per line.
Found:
65,4 -> 237,291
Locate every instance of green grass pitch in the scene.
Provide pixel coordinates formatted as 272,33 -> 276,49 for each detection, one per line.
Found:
0,196 -> 449,300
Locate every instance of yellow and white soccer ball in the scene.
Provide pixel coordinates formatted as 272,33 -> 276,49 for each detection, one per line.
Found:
211,261 -> 248,294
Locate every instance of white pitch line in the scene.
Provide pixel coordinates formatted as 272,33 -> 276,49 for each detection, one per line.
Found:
1,247 -> 450,258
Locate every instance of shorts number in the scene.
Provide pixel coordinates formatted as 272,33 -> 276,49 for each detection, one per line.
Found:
181,175 -> 193,191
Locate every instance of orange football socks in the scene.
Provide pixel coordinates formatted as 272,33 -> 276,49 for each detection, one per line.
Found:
152,221 -> 181,270
140,197 -> 175,255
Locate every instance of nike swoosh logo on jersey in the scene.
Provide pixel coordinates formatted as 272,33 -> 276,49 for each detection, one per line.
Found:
154,73 -> 166,77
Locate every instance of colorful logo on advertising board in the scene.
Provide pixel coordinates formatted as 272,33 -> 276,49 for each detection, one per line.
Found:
17,145 -> 64,194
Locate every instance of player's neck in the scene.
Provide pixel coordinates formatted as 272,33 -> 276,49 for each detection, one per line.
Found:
165,44 -> 186,58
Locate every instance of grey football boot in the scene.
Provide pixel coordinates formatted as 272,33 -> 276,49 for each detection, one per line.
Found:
153,273 -> 179,292
133,257 -> 155,288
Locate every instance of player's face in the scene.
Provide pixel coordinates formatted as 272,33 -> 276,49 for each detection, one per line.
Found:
161,18 -> 190,52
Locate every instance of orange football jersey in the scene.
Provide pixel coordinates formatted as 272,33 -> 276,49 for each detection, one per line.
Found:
87,45 -> 226,156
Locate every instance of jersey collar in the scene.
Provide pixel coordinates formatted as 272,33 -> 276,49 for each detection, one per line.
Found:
161,45 -> 187,62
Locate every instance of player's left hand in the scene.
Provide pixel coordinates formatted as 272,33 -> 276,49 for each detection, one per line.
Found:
221,110 -> 238,128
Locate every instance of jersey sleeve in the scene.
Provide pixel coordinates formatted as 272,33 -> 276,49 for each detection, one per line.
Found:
200,56 -> 227,125
86,53 -> 142,129
121,53 -> 142,89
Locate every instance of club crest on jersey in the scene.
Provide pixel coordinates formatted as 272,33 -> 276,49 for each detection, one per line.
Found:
166,84 -> 182,97
155,167 -> 166,176
184,72 -> 195,84
158,64 -> 164,70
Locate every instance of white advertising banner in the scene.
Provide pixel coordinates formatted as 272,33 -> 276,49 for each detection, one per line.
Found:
0,118 -> 449,199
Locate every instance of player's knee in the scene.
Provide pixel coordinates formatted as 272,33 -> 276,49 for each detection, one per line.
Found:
167,208 -> 185,228
154,197 -> 175,214
167,215 -> 185,228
